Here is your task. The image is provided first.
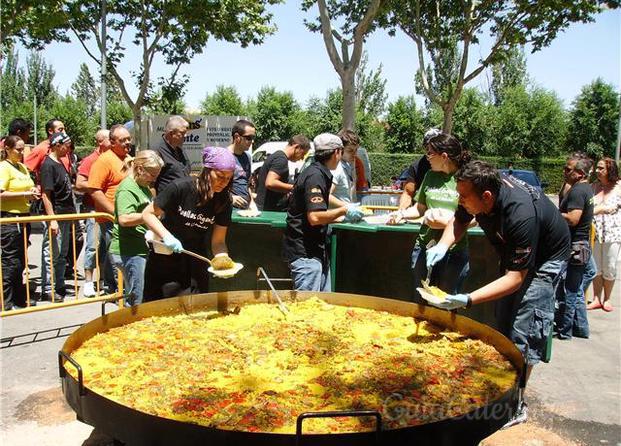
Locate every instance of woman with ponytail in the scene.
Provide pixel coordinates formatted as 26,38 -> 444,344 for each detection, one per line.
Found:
142,146 -> 236,302
109,150 -> 164,306
391,133 -> 471,303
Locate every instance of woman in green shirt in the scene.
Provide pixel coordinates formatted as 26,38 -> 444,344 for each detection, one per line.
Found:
0,136 -> 41,310
109,150 -> 164,306
395,133 -> 471,303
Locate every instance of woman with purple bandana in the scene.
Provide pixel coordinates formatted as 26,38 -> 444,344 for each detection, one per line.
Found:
142,146 -> 236,301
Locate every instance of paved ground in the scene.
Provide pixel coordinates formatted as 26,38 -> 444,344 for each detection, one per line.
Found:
1,229 -> 620,446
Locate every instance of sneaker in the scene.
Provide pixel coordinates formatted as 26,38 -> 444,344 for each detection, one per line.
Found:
502,401 -> 528,429
83,281 -> 98,298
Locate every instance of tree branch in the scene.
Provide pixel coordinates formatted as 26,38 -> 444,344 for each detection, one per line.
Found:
317,0 -> 344,77
409,0 -> 440,105
350,0 -> 384,71
70,27 -> 102,66
462,10 -> 527,84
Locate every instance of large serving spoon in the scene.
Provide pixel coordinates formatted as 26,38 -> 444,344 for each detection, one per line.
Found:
149,239 -> 243,279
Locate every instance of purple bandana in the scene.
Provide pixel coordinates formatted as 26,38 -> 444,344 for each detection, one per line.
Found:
202,146 -> 236,171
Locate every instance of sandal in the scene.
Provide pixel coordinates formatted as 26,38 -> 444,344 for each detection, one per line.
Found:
587,301 -> 603,310
602,302 -> 614,312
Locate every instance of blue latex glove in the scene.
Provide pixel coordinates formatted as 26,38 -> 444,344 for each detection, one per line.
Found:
425,243 -> 448,269
344,204 -> 364,223
162,233 -> 183,253
429,293 -> 471,311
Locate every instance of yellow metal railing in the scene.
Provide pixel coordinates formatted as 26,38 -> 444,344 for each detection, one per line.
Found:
0,212 -> 124,317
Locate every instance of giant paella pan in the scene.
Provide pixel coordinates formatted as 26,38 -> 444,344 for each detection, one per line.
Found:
59,291 -> 526,446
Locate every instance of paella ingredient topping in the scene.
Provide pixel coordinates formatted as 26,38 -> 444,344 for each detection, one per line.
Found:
211,255 -> 235,270
67,297 -> 517,433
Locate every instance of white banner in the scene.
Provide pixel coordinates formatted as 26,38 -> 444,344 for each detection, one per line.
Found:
142,115 -> 248,171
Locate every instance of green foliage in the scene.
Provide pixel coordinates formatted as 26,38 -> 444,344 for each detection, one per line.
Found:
144,74 -> 188,115
71,63 -> 99,118
491,46 -> 528,106
48,96 -> 97,146
251,87 -> 301,145
26,52 -> 57,108
451,88 -> 495,155
200,85 -> 246,115
385,0 -> 605,132
356,53 -> 388,117
384,96 -> 425,153
367,151 -> 568,193
494,85 -> 567,159
567,78 -> 620,158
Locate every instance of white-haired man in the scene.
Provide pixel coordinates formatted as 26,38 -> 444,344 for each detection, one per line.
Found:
153,115 -> 190,194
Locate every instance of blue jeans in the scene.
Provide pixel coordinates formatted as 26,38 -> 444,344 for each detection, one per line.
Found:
290,257 -> 331,292
497,259 -> 567,365
411,244 -> 470,303
555,246 -> 591,340
581,253 -> 597,297
83,215 -> 97,271
110,253 -> 146,307
41,220 -> 72,297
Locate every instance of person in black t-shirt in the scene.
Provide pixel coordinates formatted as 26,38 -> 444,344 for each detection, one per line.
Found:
555,155 -> 594,340
40,132 -> 76,300
153,115 -> 190,194
397,128 -> 439,210
255,135 -> 311,211
142,146 -> 236,301
283,133 -> 364,292
426,161 -> 570,383
228,119 -> 255,209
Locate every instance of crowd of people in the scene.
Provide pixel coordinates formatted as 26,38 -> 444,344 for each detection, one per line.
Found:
0,116 -> 619,394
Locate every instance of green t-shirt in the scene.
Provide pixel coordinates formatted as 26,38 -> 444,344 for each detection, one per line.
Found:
110,177 -> 152,256
414,170 -> 468,251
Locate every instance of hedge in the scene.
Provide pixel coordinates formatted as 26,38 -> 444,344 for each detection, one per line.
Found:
368,152 -> 566,194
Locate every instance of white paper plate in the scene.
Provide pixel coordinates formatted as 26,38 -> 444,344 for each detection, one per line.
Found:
208,262 -> 244,278
237,210 -> 261,217
416,287 -> 447,305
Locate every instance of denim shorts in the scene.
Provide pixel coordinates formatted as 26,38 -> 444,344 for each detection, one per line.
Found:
496,258 -> 566,365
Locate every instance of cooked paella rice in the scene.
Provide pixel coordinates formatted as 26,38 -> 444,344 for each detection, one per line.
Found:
67,297 -> 517,433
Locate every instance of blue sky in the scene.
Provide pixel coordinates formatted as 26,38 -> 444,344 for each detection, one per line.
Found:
17,4 -> 620,112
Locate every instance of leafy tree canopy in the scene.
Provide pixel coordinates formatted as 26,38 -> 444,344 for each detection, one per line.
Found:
568,78 -> 620,158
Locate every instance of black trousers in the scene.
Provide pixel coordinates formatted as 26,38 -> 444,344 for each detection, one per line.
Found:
1,216 -> 31,308
143,250 -> 210,302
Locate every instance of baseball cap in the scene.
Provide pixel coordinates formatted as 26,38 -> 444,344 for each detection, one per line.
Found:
313,133 -> 343,152
50,132 -> 71,146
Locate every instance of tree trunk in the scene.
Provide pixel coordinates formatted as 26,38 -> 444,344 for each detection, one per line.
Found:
342,69 -> 356,131
133,107 -> 143,150
442,104 -> 454,134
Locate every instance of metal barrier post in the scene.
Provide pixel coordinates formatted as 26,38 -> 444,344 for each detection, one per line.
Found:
23,223 -> 32,307
0,213 -> 126,317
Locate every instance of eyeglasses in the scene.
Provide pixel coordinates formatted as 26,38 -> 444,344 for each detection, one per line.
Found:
240,134 -> 255,142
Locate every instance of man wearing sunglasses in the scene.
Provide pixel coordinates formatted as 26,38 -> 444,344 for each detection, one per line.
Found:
228,119 -> 257,209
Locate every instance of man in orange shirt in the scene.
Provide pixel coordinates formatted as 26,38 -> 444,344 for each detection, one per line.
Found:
24,119 -> 71,179
87,124 -> 132,293
76,129 -> 111,297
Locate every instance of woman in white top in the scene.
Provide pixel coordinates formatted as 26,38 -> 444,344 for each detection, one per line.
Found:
588,157 -> 621,312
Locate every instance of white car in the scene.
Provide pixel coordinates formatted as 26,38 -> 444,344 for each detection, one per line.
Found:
251,141 -> 314,180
